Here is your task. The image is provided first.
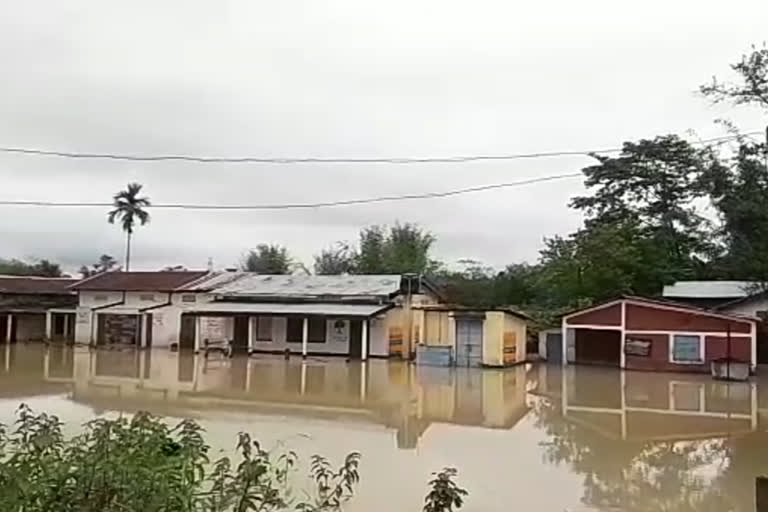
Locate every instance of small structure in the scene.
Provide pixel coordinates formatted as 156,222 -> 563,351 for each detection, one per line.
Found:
561,296 -> 757,373
411,306 -> 529,367
0,276 -> 78,343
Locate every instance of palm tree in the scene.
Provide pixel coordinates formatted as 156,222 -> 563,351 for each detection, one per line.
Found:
108,183 -> 151,271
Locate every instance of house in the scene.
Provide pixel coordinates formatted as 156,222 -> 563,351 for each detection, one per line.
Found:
70,271 -> 241,347
561,296 -> 757,373
181,273 -> 442,359
662,280 -> 758,309
411,305 -> 529,367
0,276 -> 78,343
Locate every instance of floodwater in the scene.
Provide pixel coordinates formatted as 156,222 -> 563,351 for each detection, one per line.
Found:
1,344 -> 767,512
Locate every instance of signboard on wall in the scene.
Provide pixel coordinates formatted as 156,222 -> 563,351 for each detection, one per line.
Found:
76,311 -> 89,324
330,319 -> 349,343
503,332 -> 517,364
625,337 -> 652,357
202,317 -> 226,341
389,326 -> 403,356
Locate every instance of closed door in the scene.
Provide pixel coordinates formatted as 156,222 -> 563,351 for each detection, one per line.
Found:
546,333 -> 562,364
455,318 -> 483,367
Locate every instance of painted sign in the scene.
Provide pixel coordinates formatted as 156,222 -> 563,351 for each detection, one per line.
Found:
389,326 -> 403,356
202,317 -> 226,341
625,337 -> 652,357
329,319 -> 349,343
76,311 -> 90,324
503,332 -> 517,364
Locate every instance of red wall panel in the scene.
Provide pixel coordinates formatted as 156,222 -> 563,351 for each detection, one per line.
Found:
566,303 -> 621,327
625,304 -> 751,334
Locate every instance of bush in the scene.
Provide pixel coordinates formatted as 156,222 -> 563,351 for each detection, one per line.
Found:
0,405 -> 466,512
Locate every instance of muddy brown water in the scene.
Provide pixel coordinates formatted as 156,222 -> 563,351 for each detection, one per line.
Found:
1,344 -> 767,511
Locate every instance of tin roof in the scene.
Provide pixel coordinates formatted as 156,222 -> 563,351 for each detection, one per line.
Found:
662,281 -> 756,299
0,275 -> 78,295
71,271 -> 210,292
186,301 -> 392,317
212,274 -> 404,298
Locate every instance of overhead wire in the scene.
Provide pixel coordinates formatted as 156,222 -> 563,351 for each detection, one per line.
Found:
0,173 -> 582,210
0,132 -> 758,165
0,131 -> 759,210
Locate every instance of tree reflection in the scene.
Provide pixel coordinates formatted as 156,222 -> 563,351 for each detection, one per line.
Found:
532,398 -> 768,511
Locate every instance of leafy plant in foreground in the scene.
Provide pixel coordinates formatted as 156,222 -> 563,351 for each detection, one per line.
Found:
0,405 -> 467,511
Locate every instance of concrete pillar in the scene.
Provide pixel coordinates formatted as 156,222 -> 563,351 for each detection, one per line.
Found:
360,359 -> 367,402
361,319 -> 369,361
302,317 -> 309,358
139,315 -> 147,348
194,316 -> 201,352
5,313 -> 12,343
63,314 -> 70,340
300,360 -> 307,395
45,312 -> 53,340
248,316 -> 254,352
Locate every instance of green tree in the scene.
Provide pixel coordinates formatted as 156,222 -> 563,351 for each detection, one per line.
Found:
702,142 -> 768,280
79,254 -> 119,278
571,135 -> 716,274
0,258 -> 63,277
107,183 -> 151,272
701,43 -> 768,110
357,223 -> 440,275
314,243 -> 356,275
242,244 -> 293,274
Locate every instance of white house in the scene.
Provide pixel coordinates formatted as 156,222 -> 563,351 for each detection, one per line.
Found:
71,271 -> 242,348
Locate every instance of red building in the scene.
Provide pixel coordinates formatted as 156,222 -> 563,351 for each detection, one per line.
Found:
561,296 -> 756,372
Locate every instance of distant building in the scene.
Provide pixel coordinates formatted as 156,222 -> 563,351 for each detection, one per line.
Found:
662,280 -> 758,309
0,275 -> 78,343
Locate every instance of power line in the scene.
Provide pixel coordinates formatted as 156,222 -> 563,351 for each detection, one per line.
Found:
0,173 -> 581,210
0,132 -> 758,165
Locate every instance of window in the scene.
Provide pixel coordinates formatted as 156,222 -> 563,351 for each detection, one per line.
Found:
308,317 -> 326,343
181,294 -> 196,303
671,335 -> 703,363
286,318 -> 303,343
285,317 -> 326,343
140,294 -> 155,302
255,316 -> 272,342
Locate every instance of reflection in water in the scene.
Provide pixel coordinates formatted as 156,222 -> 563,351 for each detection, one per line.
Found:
1,344 -> 768,511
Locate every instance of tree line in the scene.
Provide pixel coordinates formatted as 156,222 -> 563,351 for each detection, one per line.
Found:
3,45 -> 768,326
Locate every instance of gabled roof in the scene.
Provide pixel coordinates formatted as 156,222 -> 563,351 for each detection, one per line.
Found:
70,271 -> 210,292
662,281 -> 756,299
212,274 -> 406,298
563,295 -> 758,324
0,275 -> 78,295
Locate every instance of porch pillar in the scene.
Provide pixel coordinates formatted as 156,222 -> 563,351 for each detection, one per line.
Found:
45,311 -> 53,340
194,316 -> 202,352
5,313 -> 12,343
300,360 -> 307,395
560,319 -> 567,366
302,317 -> 309,358
248,316 -> 254,353
63,314 -> 70,340
361,319 -> 369,361
139,314 -> 147,348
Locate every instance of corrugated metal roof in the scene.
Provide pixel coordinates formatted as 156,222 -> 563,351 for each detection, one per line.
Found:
71,271 -> 210,292
0,276 -> 78,295
186,302 -> 391,317
212,274 -> 402,298
662,281 -> 756,299
178,271 -> 248,291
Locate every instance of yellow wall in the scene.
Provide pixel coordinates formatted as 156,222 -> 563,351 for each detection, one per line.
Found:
422,310 -> 453,347
504,313 -> 528,364
482,312 -> 527,367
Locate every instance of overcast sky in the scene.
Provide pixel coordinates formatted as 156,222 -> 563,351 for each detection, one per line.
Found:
1,0 -> 766,274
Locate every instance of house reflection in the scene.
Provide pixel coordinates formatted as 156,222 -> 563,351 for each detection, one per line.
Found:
29,346 -> 531,449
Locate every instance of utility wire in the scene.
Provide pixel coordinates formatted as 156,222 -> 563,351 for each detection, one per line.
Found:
0,132 -> 758,165
0,173 -> 581,210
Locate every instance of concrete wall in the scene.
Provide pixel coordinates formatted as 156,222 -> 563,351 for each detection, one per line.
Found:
481,312 -> 527,367
74,291 -> 217,347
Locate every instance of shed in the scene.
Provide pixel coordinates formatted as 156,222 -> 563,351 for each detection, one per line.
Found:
561,296 -> 757,373
412,305 -> 529,367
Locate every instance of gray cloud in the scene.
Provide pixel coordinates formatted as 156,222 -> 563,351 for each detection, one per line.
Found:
1,0 -> 767,275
